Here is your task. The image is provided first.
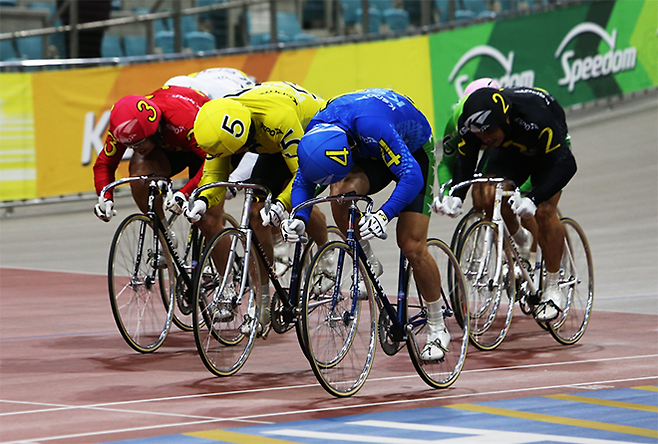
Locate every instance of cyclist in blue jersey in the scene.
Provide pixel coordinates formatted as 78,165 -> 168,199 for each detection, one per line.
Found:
283,88 -> 449,361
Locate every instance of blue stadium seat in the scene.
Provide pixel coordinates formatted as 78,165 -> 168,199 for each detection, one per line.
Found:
155,30 -> 175,53
101,34 -> 123,57
370,0 -> 394,12
383,8 -> 409,31
185,31 -> 215,52
17,36 -> 43,59
356,7 -> 382,33
0,0 -> 17,6
277,12 -> 316,42
435,0 -> 450,22
340,0 -> 360,25
0,40 -> 18,61
182,15 -> 198,34
123,35 -> 147,56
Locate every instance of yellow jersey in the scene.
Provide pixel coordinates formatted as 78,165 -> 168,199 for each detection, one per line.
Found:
199,81 -> 325,209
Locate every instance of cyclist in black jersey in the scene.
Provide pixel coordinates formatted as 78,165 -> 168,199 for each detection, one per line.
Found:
449,87 -> 577,322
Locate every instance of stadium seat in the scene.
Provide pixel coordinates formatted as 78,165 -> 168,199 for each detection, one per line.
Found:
340,0 -> 360,25
182,15 -> 198,34
0,40 -> 18,61
370,0 -> 394,12
123,35 -> 147,56
185,31 -> 216,52
0,0 -> 17,6
17,36 -> 43,59
101,34 -> 123,57
383,8 -> 409,31
356,7 -> 382,33
155,30 -> 175,53
276,12 -> 316,41
435,0 -> 450,22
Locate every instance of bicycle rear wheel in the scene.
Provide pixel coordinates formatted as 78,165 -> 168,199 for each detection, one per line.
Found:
193,228 -> 261,376
547,218 -> 594,345
406,238 -> 469,389
108,214 -> 174,353
458,220 -> 515,351
301,240 -> 377,397
169,213 -> 238,332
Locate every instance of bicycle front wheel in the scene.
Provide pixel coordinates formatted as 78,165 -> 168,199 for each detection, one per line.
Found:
193,228 -> 261,377
406,238 -> 469,389
108,214 -> 174,353
457,220 -> 515,351
301,240 -> 377,397
547,218 -> 594,345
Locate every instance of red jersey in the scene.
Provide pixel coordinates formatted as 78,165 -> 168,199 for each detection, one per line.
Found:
94,85 -> 209,199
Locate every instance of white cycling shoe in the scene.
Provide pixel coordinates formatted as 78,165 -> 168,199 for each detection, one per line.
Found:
420,325 -> 451,361
535,286 -> 565,322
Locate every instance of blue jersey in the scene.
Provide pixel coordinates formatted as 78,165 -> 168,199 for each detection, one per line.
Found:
291,89 -> 433,222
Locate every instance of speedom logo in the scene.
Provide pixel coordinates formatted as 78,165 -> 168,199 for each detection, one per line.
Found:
556,22 -> 637,92
448,45 -> 535,98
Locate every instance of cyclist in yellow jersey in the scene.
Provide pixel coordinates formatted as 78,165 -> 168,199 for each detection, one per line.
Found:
187,81 -> 330,336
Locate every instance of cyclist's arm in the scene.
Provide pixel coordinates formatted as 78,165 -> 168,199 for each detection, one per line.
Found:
93,133 -> 126,200
451,137 -> 480,201
198,155 -> 231,207
272,113 -> 305,211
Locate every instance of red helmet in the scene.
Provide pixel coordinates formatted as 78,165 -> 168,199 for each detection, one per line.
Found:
109,95 -> 161,145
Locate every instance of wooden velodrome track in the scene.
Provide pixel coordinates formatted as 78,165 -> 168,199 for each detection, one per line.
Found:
1,91 -> 656,443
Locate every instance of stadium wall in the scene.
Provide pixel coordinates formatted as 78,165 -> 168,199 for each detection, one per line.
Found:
0,0 -> 655,201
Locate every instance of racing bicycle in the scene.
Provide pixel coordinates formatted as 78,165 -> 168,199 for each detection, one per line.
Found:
450,177 -> 594,350
293,193 -> 469,397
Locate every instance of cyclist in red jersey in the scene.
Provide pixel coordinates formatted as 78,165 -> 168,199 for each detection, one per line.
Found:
92,85 -> 223,243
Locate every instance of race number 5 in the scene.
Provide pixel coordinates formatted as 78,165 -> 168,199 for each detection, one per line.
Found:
221,114 -> 246,139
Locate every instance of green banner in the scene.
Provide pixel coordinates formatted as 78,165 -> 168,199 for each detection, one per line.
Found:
428,0 -> 656,131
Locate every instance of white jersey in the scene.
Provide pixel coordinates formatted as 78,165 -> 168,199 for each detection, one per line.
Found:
165,68 -> 255,100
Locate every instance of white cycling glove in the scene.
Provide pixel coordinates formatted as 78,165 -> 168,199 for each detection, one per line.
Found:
184,199 -> 207,223
164,191 -> 187,215
432,195 -> 463,218
359,209 -> 389,240
94,197 -> 116,222
260,200 -> 287,227
281,218 -> 305,243
509,195 -> 537,219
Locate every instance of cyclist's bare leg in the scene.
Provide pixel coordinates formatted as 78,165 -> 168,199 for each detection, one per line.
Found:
128,148 -> 171,221
471,183 -> 487,213
396,212 -> 441,303
307,206 -> 329,246
329,165 -> 369,237
535,193 -> 564,273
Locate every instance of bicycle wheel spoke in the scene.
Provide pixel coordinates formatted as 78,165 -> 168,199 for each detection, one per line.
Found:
547,218 -> 594,345
193,228 -> 260,377
301,241 -> 376,397
457,220 -> 514,350
109,214 -> 173,353
406,238 -> 469,389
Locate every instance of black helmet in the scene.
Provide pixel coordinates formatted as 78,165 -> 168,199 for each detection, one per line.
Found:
459,88 -> 510,135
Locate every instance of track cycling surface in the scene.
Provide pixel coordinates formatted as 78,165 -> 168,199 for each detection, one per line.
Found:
1,92 -> 657,443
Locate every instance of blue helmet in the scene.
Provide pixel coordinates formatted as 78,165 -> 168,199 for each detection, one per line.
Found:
298,124 -> 352,185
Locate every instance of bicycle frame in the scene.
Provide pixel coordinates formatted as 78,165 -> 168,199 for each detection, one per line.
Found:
447,177 -> 542,296
290,193 -> 420,343
101,175 -> 200,296
189,182 -> 307,323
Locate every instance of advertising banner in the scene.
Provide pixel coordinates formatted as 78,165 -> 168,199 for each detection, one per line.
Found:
0,0 -> 654,202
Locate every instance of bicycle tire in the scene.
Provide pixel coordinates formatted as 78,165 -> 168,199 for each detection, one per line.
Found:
169,213 -> 238,332
406,238 -> 469,389
458,220 -> 515,351
193,227 -> 261,377
547,218 -> 594,345
301,240 -> 377,397
108,213 -> 174,353
450,208 -> 484,252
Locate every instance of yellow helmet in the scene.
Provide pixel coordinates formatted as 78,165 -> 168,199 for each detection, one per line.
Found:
194,98 -> 251,157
